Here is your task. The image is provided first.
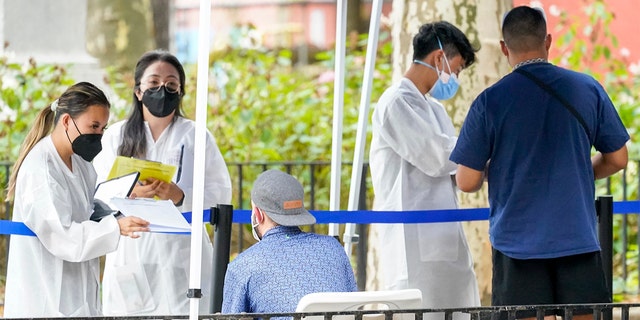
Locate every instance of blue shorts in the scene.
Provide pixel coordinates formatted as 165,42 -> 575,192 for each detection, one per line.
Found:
491,248 -> 611,318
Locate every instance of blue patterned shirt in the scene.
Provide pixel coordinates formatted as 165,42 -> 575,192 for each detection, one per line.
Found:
222,226 -> 357,314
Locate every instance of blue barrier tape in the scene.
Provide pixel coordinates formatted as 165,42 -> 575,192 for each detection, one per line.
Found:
613,200 -> 640,214
0,220 -> 35,236
181,208 -> 212,224
227,208 -> 491,224
4,200 -> 640,237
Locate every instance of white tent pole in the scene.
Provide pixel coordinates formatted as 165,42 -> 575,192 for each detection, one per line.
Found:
328,0 -> 348,237
188,0 -> 211,318
343,0 -> 383,255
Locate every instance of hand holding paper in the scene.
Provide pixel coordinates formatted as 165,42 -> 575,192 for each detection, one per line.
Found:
116,216 -> 150,238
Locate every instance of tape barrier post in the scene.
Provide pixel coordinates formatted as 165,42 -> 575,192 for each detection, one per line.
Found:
211,204 -> 233,313
596,196 -> 613,320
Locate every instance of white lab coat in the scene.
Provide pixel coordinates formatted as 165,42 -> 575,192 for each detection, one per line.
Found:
369,78 -> 480,319
93,116 -> 232,315
4,136 -> 121,317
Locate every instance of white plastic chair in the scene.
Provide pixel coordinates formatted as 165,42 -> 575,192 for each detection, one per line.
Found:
295,289 -> 423,320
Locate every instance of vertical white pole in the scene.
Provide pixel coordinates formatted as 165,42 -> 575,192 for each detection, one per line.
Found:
328,0 -> 348,237
189,0 -> 211,318
343,0 -> 383,255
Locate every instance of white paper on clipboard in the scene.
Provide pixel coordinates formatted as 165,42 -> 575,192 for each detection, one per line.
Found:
109,198 -> 191,233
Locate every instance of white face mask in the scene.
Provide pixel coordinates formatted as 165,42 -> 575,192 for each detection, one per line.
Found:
251,210 -> 261,242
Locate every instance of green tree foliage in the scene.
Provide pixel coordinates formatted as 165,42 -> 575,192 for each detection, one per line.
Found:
0,58 -> 74,163
0,57 -> 75,206
210,30 -> 392,210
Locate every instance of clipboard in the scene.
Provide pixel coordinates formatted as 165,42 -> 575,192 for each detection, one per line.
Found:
91,172 -> 140,221
107,156 -> 177,183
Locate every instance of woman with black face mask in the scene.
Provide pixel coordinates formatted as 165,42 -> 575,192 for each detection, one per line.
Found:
92,50 -> 232,316
4,82 -> 150,317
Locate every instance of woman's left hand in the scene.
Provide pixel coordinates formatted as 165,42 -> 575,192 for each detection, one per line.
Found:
146,178 -> 184,206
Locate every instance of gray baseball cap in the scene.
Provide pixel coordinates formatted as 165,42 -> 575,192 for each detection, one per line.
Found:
251,169 -> 316,226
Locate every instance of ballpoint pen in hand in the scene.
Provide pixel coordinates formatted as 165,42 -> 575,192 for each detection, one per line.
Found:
176,144 -> 184,182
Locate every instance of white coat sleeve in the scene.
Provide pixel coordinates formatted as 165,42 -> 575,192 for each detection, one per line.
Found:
202,131 -> 232,208
20,166 -> 120,262
176,129 -> 232,211
377,96 -> 457,177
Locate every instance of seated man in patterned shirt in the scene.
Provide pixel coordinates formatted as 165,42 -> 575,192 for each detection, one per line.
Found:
221,169 -> 357,314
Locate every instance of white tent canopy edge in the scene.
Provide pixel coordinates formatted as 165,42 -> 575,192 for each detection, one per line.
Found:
188,0 -> 211,319
343,0 -> 384,255
328,0 -> 348,237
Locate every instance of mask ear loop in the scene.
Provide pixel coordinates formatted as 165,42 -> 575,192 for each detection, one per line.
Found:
435,36 -> 455,83
63,115 -> 81,146
250,204 -> 264,241
71,118 -> 84,135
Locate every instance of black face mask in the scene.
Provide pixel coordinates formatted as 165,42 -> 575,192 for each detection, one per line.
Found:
66,119 -> 103,162
141,86 -> 180,118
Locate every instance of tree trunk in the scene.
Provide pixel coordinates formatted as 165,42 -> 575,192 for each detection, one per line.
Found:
151,0 -> 171,51
366,0 -> 512,306
85,0 -> 155,73
347,0 -> 364,35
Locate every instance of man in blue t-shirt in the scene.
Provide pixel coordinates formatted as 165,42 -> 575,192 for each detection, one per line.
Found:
450,6 -> 629,320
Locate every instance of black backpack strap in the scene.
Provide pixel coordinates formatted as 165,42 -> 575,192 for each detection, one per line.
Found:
514,67 -> 592,140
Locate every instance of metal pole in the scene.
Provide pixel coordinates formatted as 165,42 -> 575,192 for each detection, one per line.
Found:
188,0 -> 212,318
4,163 -> 11,286
328,0 -> 347,238
237,164 -> 244,252
356,163 -> 369,291
596,195 -> 613,320
343,0 -> 383,255
211,204 -> 234,313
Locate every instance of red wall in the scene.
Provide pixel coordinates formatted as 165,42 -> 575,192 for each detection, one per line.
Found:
512,0 -> 640,68
195,1 -> 392,50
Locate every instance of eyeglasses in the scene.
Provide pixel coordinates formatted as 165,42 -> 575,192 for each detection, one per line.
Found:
142,79 -> 181,94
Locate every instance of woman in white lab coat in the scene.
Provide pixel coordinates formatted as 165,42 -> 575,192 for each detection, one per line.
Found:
93,50 -> 232,315
3,82 -> 150,317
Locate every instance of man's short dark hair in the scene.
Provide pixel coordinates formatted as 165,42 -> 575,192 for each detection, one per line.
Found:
502,6 -> 547,53
412,21 -> 478,68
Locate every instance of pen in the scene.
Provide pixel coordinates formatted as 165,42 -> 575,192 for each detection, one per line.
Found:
176,145 -> 184,182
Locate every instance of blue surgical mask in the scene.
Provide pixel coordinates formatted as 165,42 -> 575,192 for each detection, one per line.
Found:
413,39 -> 460,100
